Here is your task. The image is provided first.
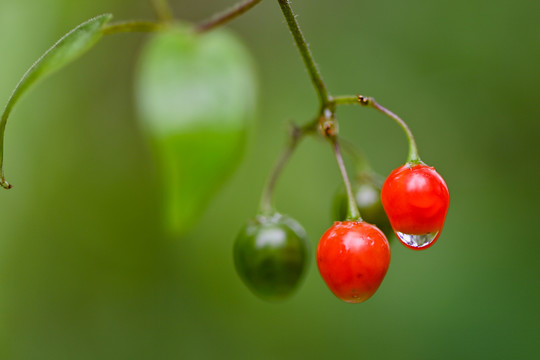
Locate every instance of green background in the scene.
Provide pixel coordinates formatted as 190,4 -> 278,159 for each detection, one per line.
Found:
0,0 -> 538,359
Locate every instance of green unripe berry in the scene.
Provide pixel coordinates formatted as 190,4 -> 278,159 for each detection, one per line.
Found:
234,213 -> 310,301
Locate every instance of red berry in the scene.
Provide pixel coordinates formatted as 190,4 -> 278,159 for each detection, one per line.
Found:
317,221 -> 390,303
381,163 -> 449,250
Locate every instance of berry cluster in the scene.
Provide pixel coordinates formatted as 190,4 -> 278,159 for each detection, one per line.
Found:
234,99 -> 449,303
228,3 -> 450,304
235,152 -> 449,303
0,0 -> 450,304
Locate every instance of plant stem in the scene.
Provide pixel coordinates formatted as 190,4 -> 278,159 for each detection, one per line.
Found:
339,138 -> 371,174
151,0 -> 173,22
277,0 -> 330,107
332,95 -> 360,106
258,0 -> 334,214
0,122 -> 11,188
259,123 -> 314,215
332,138 -> 361,221
197,0 -> 263,33
331,94 -> 422,163
361,96 -> 421,163
102,21 -> 162,35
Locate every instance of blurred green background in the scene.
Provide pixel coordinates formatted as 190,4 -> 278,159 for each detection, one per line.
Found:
0,0 -> 538,359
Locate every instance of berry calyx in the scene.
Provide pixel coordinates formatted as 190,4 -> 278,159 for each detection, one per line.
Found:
316,221 -> 390,303
381,163 -> 449,250
234,213 -> 310,301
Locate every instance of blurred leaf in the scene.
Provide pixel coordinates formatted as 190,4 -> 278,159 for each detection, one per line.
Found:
136,26 -> 257,236
0,13 -> 113,188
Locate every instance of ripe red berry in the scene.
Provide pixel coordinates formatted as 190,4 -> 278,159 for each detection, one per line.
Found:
317,221 -> 390,303
381,163 -> 449,250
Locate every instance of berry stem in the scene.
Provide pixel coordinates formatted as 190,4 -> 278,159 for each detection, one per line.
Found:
339,138 -> 372,174
360,96 -> 421,163
277,0 -> 331,108
259,123 -> 314,215
102,21 -> 163,35
332,138 -> 361,221
332,95 -> 361,106
197,0 -> 263,33
151,0 -> 174,23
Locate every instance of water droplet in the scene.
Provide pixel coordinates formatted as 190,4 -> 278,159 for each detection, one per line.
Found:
396,231 -> 439,249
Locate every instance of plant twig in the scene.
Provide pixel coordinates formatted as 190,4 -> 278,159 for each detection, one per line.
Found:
359,95 -> 421,163
277,0 -> 330,107
339,138 -> 371,173
333,95 -> 361,106
197,0 -> 263,33
259,122 -> 316,215
332,138 -> 361,221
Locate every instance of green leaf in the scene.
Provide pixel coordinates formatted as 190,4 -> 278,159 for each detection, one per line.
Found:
136,26 -> 257,236
0,14 -> 113,188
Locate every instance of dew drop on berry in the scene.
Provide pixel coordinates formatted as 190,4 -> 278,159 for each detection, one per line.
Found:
396,231 -> 439,249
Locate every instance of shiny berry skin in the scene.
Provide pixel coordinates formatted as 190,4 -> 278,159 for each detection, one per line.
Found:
381,163 -> 449,250
317,221 -> 390,303
234,213 -> 309,301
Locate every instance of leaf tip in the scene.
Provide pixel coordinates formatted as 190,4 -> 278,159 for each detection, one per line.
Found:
1,178 -> 12,190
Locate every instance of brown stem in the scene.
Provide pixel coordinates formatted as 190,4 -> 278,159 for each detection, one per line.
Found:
196,0 -> 263,33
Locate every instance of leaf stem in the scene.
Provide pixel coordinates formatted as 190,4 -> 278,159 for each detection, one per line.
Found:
196,0 -> 263,33
151,0 -> 174,23
259,122 -> 315,215
277,0 -> 330,107
332,138 -> 361,221
359,95 -> 421,163
102,21 -> 163,35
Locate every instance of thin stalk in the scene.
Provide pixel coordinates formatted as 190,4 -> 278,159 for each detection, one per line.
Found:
340,138 -> 386,187
332,95 -> 360,106
151,0 -> 174,22
362,96 -> 421,163
332,138 -> 361,221
277,0 -> 330,107
197,0 -> 263,33
259,124 -> 311,215
102,21 -> 162,35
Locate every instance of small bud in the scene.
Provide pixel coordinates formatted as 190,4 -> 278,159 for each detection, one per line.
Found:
357,95 -> 370,106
